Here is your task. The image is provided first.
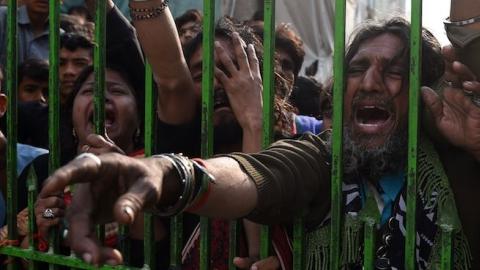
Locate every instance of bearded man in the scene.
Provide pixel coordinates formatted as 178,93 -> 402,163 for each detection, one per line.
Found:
39,16 -> 480,270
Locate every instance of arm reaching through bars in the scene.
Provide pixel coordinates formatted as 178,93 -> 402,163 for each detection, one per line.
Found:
128,0 -> 196,125
38,133 -> 331,266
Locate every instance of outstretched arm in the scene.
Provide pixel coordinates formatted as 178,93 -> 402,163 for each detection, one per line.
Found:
38,134 -> 330,265
129,0 -> 196,124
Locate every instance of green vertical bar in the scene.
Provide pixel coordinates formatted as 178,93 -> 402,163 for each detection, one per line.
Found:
48,0 -> 60,172
6,2 -> 18,269
260,0 -> 275,260
143,63 -> 156,268
47,1 -> 61,267
405,0 -> 422,268
362,220 -> 376,270
262,1 -> 275,146
292,218 -> 305,269
169,215 -> 183,268
93,0 -> 106,248
228,221 -> 239,270
144,63 -> 155,157
440,226 -> 453,270
27,168 -> 39,270
200,0 -> 215,269
94,0 -> 106,134
330,0 -> 346,268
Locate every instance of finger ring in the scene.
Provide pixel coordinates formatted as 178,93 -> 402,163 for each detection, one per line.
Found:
472,95 -> 480,108
76,153 -> 101,166
42,208 -> 55,219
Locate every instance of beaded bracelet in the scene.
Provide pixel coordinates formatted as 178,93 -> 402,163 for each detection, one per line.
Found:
444,15 -> 480,26
129,0 -> 169,21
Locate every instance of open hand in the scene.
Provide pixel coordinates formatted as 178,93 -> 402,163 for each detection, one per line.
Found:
214,32 -> 263,133
38,154 -> 178,266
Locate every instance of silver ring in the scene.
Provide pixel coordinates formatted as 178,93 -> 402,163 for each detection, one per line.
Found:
42,208 -> 55,219
76,153 -> 101,166
472,95 -> 480,108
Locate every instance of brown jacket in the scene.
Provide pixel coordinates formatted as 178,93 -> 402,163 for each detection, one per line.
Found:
229,132 -> 480,268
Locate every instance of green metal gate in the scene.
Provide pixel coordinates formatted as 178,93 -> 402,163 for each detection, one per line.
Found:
0,0 -> 457,269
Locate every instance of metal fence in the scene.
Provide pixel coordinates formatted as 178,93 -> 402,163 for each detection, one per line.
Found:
0,0 -> 457,269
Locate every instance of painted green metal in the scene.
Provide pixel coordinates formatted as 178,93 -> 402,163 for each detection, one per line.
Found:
363,221 -> 376,270
228,221 -> 240,270
260,0 -> 275,260
200,0 -> 215,269
48,1 -> 61,267
0,246 -> 140,269
361,195 -> 380,270
261,0 -> 275,148
27,167 -> 39,270
405,0 -> 422,268
143,63 -> 156,268
440,226 -> 453,270
293,218 -> 305,269
48,0 -> 60,172
94,0 -> 106,135
169,215 -> 183,268
5,2 -> 18,269
331,0 -> 347,268
93,0 -> 107,248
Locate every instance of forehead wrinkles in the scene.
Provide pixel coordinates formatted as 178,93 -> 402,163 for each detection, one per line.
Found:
351,34 -> 406,65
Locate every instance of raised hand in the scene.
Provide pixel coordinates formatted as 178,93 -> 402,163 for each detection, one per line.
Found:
422,80 -> 480,161
214,32 -> 263,134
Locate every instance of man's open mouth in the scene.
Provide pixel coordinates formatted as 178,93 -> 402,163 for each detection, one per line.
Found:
213,89 -> 231,111
354,105 -> 392,133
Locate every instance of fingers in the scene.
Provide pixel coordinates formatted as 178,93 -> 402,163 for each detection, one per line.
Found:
67,183 -> 105,265
251,256 -> 281,270
215,66 -> 230,87
421,86 -> 443,122
442,44 -> 457,64
82,134 -> 125,155
247,44 -> 261,77
99,247 -> 124,266
233,256 -> 281,270
463,80 -> 480,95
232,32 -> 250,71
233,257 -> 255,269
215,41 -> 238,77
113,177 -> 161,225
453,61 -> 477,82
85,134 -> 112,148
38,155 -> 103,198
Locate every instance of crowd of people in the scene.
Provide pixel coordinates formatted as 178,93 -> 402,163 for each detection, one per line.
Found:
0,0 -> 479,269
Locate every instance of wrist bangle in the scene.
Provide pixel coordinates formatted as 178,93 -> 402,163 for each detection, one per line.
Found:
149,155 -> 216,216
444,15 -> 480,26
187,159 -> 216,211
151,154 -> 196,217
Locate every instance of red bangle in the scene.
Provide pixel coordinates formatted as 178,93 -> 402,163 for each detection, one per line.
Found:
187,158 -> 213,212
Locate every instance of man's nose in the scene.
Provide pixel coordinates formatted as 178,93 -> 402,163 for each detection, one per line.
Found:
359,67 -> 384,93
64,63 -> 75,75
